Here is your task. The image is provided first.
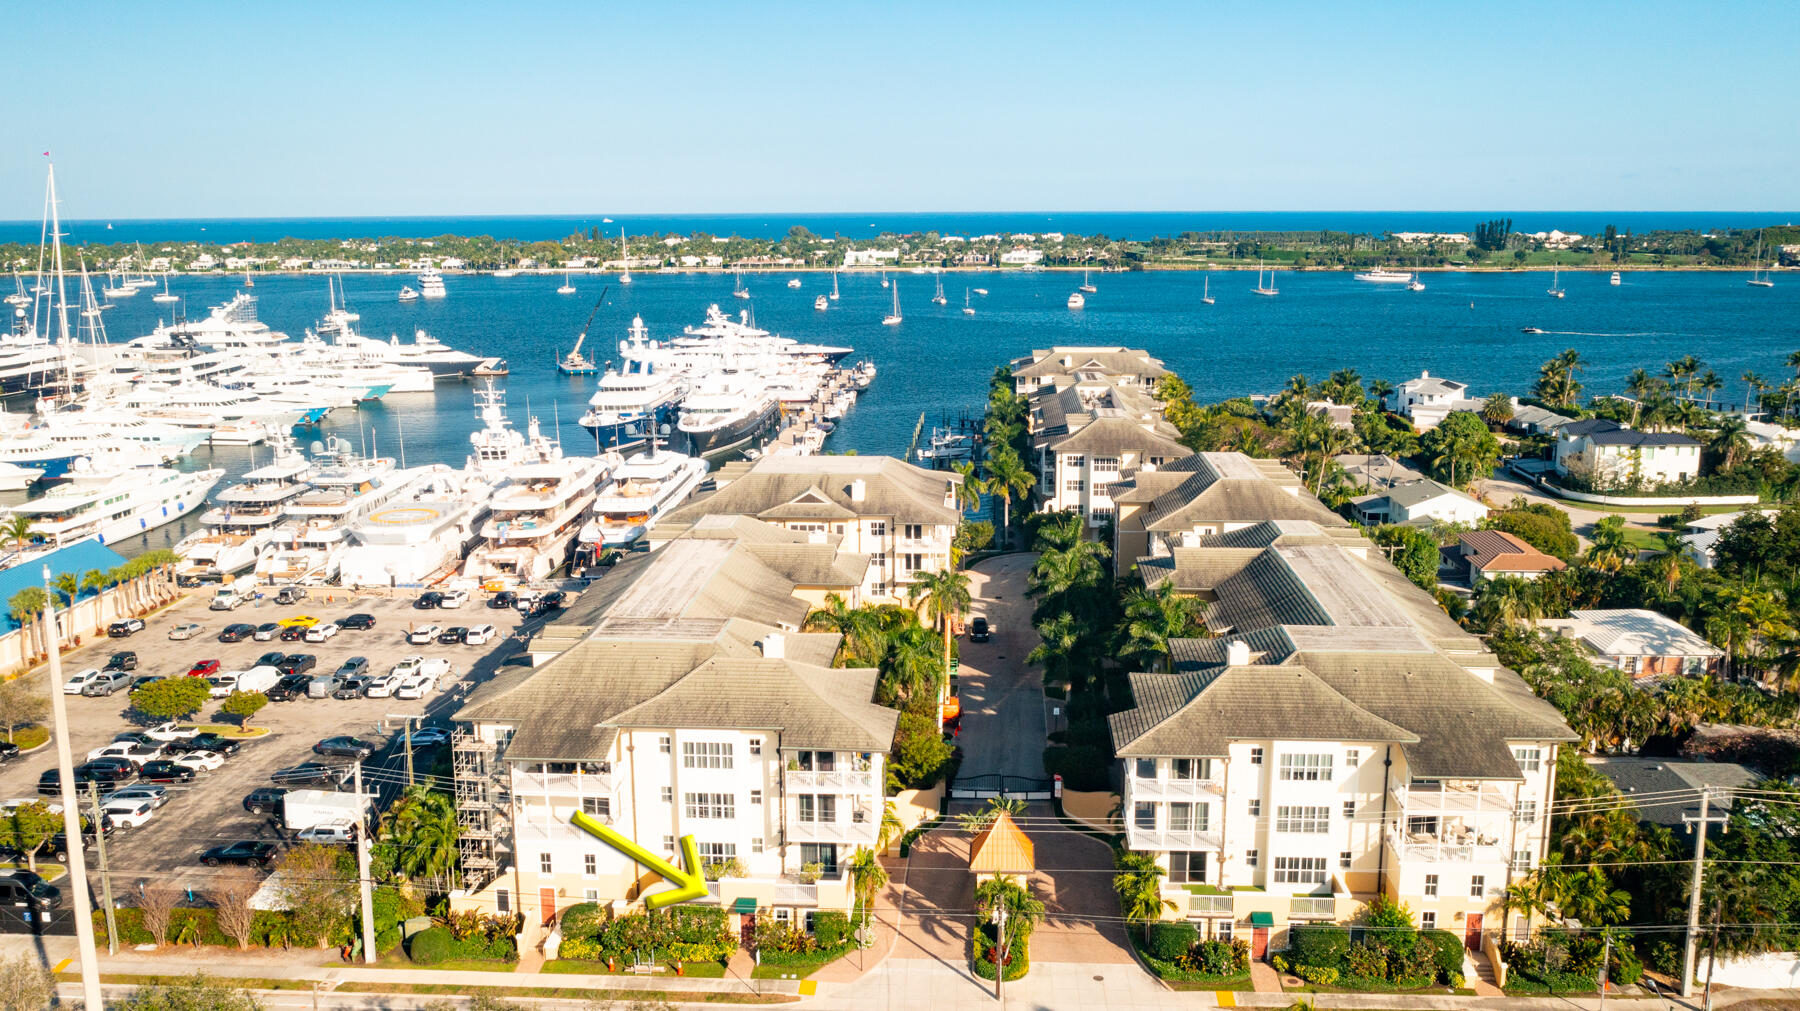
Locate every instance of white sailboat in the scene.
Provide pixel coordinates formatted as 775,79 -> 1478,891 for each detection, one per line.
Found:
557,272 -> 576,295
931,274 -> 948,305
1408,260 -> 1426,291
243,268 -> 254,288
962,288 -> 975,316
1547,263 -> 1566,298
733,271 -> 750,299
152,273 -> 179,303
1748,231 -> 1775,287
830,271 -> 840,300
1252,260 -> 1278,297
880,271 -> 889,288
1202,274 -> 1215,305
618,227 -> 633,285
1079,269 -> 1097,294
882,283 -> 902,325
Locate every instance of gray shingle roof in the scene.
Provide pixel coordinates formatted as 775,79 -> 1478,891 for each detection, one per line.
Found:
1142,454 -> 1345,532
1586,757 -> 1758,826
659,455 -> 960,535
1111,665 -> 1417,758
1011,346 -> 1170,381
1043,417 -> 1193,459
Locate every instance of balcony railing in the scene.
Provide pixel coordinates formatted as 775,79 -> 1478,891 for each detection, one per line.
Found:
1181,891 -> 1233,916
512,767 -> 615,798
784,768 -> 877,793
788,814 -> 879,845
1386,827 -> 1506,864
1125,827 -> 1222,852
1127,775 -> 1224,801
1391,781 -> 1514,816
1289,896 -> 1336,919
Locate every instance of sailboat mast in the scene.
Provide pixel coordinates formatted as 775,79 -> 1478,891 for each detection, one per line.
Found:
47,163 -> 70,346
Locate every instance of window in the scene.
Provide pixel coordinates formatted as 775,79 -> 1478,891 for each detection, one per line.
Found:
1513,916 -> 1530,943
1622,655 -> 1640,675
1065,456 -> 1086,470
496,889 -> 510,913
1064,479 -> 1086,493
1512,850 -> 1533,873
1343,800 -> 1356,820
870,521 -> 887,538
658,736 -> 671,754
660,786 -> 673,804
1092,457 -> 1120,472
697,842 -> 737,861
1170,758 -> 1207,780
1420,912 -> 1436,930
792,751 -> 835,771
1513,747 -> 1543,773
582,797 -> 610,818
1169,851 -> 1206,884
902,553 -> 924,571
903,524 -> 924,541
1424,874 -> 1439,897
1279,753 -> 1333,781
1168,803 -> 1207,832
798,794 -> 837,822
1214,919 -> 1233,940
750,789 -> 763,806
1089,507 -> 1113,522
683,741 -> 734,769
584,888 -> 599,901
1407,815 -> 1439,835
539,852 -> 552,874
1134,802 -> 1156,829
1470,875 -> 1486,898
1344,749 -> 1360,768
870,552 -> 887,570
662,835 -> 675,852
684,793 -> 735,819
1250,747 -> 1264,765
1245,849 -> 1258,868
1273,857 -> 1327,885
583,854 -> 596,877
1340,852 -> 1352,869
1275,806 -> 1330,833
749,738 -> 763,756
1514,800 -> 1539,824
751,837 -> 764,854
1247,799 -> 1261,817
1135,758 -> 1156,780
800,843 -> 838,874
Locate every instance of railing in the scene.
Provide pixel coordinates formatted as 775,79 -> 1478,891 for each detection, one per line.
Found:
1289,897 -> 1336,919
787,815 -> 879,845
1125,827 -> 1222,852
1127,775 -> 1224,801
785,768 -> 877,793
1391,781 -> 1514,816
1183,892 -> 1233,916
513,768 -> 615,798
1386,827 -> 1506,865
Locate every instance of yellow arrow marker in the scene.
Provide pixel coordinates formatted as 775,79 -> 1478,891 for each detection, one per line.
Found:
570,811 -> 709,910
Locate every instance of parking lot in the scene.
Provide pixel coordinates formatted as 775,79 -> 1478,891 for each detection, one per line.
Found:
0,586 -> 552,890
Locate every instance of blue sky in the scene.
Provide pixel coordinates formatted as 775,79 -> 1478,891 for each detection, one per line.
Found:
7,1 -> 1797,218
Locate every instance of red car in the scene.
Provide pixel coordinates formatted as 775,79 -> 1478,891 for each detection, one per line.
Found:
186,659 -> 221,678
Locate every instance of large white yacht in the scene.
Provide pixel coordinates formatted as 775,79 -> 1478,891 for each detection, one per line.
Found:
337,466 -> 487,588
327,328 -> 492,378
175,435 -> 311,577
465,379 -> 560,482
677,305 -> 852,363
677,364 -> 780,457
1353,268 -> 1415,283
147,292 -> 291,350
463,453 -> 611,581
418,266 -> 447,299
578,316 -> 689,450
254,438 -> 410,584
575,444 -> 707,552
0,309 -> 77,398
11,457 -> 222,548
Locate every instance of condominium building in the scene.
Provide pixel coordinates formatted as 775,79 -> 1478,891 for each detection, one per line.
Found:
451,519 -> 894,944
1027,381 -> 1191,530
652,455 -> 962,604
1113,513 -> 1575,957
1010,346 -> 1171,397
1110,452 -> 1350,563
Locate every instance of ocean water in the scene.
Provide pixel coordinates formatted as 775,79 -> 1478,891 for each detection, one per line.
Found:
44,266 -> 1800,555
3,210 -> 1796,246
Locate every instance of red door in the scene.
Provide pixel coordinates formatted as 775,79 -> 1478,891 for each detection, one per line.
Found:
539,888 -> 558,926
1464,913 -> 1483,951
1251,927 -> 1269,959
740,913 -> 757,949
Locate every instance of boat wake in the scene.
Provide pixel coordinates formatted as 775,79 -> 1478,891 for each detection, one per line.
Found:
1522,329 -> 1671,338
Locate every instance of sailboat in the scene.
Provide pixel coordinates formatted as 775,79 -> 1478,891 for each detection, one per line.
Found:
618,227 -> 633,285
557,272 -> 577,295
732,271 -> 750,299
558,289 -> 609,374
101,271 -> 134,298
880,271 -> 889,289
1252,260 -> 1278,297
882,283 -> 902,325
243,268 -> 254,288
4,270 -> 28,308
1547,263 -> 1566,299
1408,259 -> 1425,291
1079,268 -> 1097,294
830,271 -> 840,301
1748,231 -> 1775,287
1202,274 -> 1215,305
152,273 -> 179,303
931,274 -> 947,305
962,288 -> 975,316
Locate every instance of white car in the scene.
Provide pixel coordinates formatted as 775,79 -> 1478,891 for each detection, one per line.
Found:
143,722 -> 200,742
303,622 -> 339,643
394,674 -> 436,700
390,655 -> 425,678
63,668 -> 104,694
100,799 -> 156,829
104,785 -> 169,809
87,742 -> 165,765
513,592 -> 540,613
207,672 -> 248,698
363,674 -> 402,699
296,821 -> 356,844
405,625 -> 440,645
438,589 -> 469,609
167,623 -> 203,641
463,624 -> 497,646
420,657 -> 453,679
175,750 -> 226,772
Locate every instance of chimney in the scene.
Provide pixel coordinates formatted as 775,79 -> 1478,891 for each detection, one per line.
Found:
1226,640 -> 1250,666
762,633 -> 785,659
849,478 -> 866,502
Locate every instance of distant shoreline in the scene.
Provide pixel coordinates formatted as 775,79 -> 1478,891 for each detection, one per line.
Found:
148,263 -> 1784,278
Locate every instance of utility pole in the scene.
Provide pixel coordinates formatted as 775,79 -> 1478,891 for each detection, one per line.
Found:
386,714 -> 419,787
1703,898 -> 1723,1011
1680,788 -> 1729,998
86,783 -> 117,955
992,903 -> 1007,1003
352,760 -> 376,964
41,568 -> 104,1011
1598,928 -> 1611,1010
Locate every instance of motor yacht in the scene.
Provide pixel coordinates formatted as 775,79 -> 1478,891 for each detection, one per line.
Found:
418,267 -> 447,299
176,434 -> 311,577
398,286 -> 420,302
1353,268 -> 1414,283
578,317 -> 688,451
677,365 -> 779,457
463,453 -> 611,581
11,456 -> 222,548
327,328 -> 490,378
337,466 -> 486,587
576,444 -> 708,551
147,292 -> 291,350
254,438 -> 411,584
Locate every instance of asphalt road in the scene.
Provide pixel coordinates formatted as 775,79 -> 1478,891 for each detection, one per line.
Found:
951,553 -> 1048,791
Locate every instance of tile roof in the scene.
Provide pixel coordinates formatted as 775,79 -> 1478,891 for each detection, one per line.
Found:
1548,609 -> 1723,659
1385,479 -> 1480,511
1044,417 -> 1193,459
1011,346 -> 1170,380
969,811 -> 1036,873
1142,453 -> 1345,532
1458,530 -> 1568,574
659,455 -> 960,535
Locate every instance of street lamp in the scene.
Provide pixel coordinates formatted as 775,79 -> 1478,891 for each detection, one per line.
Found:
991,903 -> 1007,1003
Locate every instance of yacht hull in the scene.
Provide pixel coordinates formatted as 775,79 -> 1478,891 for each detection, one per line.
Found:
681,400 -> 779,458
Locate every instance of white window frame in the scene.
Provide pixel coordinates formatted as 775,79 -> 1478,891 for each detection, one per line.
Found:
1274,805 -> 1330,834
1279,753 -> 1333,782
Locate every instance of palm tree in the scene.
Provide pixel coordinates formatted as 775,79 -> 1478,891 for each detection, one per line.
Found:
803,594 -> 883,666
1117,583 -> 1205,672
1480,392 -> 1515,428
955,797 -> 1027,832
846,846 -> 888,913
1652,530 -> 1688,597
974,874 -> 1046,946
1031,510 -> 1086,553
1112,851 -> 1174,942
1583,516 -> 1633,573
379,785 -> 462,887
984,450 -> 1034,548
1742,370 -> 1767,415
1027,611 -> 1082,691
950,461 -> 986,515
1707,416 -> 1752,472
1552,867 -> 1630,928
880,625 -> 942,706
908,567 -> 972,697
1697,369 -> 1724,409
50,572 -> 78,611
1476,575 -> 1544,628
1282,373 -> 1312,404
0,515 -> 35,556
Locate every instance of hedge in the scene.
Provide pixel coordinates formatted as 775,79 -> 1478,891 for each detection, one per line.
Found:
559,902 -> 607,940
408,926 -> 453,965
812,911 -> 850,950
971,921 -> 1028,982
1147,922 -> 1199,962
95,907 -> 305,950
1286,924 -> 1351,967
1422,929 -> 1465,979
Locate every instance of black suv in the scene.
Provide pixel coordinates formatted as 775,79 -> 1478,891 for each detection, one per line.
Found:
38,764 -> 130,794
272,762 -> 348,786
539,590 -> 567,611
218,623 -> 256,643
489,590 -> 516,609
314,736 -> 377,759
277,654 -> 318,676
256,650 -> 289,668
414,591 -> 443,609
137,761 -> 197,784
266,673 -> 313,702
339,613 -> 376,630
107,619 -> 144,638
104,652 -> 138,671
243,787 -> 287,815
969,617 -> 991,642
200,841 -> 277,868
437,627 -> 466,644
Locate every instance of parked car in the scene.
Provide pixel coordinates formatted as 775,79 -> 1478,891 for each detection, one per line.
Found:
242,787 -> 286,815
279,625 -> 307,642
143,722 -> 200,742
305,675 -> 343,699
407,727 -> 452,748
186,659 -> 221,678
80,670 -> 135,697
167,623 -> 203,641
394,674 -> 437,700
361,674 -> 399,699
188,733 -> 241,756
104,652 -> 138,671
513,591 -> 541,613
275,586 -> 308,605
62,668 -> 105,694
314,736 -> 376,759
85,741 -> 163,765
130,675 -> 164,690
0,741 -> 17,763
277,615 -> 319,629
272,762 -> 347,786
335,656 -> 370,679
107,618 -> 145,637
540,590 -> 567,610
277,654 -> 317,676
217,624 -> 255,643
405,624 -> 440,645
439,589 -> 469,608
463,624 -> 498,646
414,591 -> 444,609
339,613 -> 376,630
113,731 -> 156,747
437,626 -> 466,645
206,674 -> 242,699
199,841 -> 277,868
104,785 -> 169,809
969,617 -> 991,642
266,674 -> 313,702
83,758 -> 137,779
0,870 -> 61,911
255,650 -> 289,668
332,677 -> 371,700
175,750 -> 226,772
101,798 -> 156,829
296,821 -> 357,845
303,622 -> 339,643
136,761 -> 198,784
252,622 -> 282,642
489,590 -> 516,609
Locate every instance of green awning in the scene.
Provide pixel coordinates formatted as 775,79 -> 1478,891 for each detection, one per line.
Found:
1248,912 -> 1275,927
730,898 -> 758,914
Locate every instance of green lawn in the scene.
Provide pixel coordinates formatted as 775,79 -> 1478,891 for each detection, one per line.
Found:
3,726 -> 48,750
542,958 -> 726,978
751,952 -> 849,979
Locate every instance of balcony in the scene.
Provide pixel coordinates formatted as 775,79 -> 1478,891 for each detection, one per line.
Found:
1125,826 -> 1222,852
788,813 -> 879,846
512,765 -> 615,799
1385,826 -> 1506,865
1127,774 -> 1224,802
1179,885 -> 1233,917
1391,780 -> 1514,817
1289,896 -> 1336,920
784,767 -> 877,794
